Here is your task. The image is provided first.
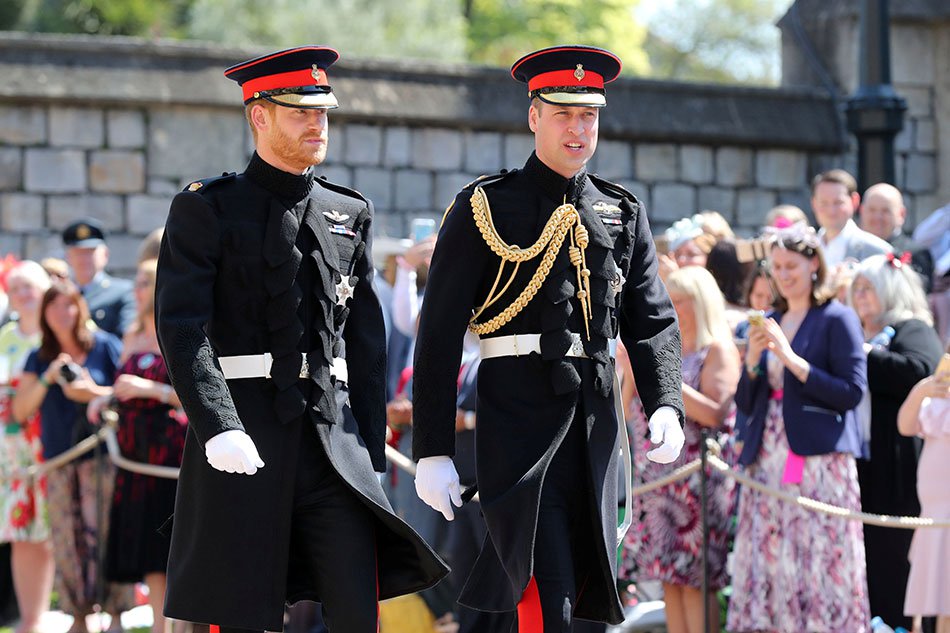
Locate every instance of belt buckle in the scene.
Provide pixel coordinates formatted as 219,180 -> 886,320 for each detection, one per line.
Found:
299,355 -> 310,379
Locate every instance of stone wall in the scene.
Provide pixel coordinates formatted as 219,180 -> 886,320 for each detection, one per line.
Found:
779,0 -> 950,224
0,31 -> 876,274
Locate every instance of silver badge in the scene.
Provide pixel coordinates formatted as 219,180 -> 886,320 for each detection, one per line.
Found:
609,261 -> 626,299
323,210 -> 349,223
335,274 -> 355,306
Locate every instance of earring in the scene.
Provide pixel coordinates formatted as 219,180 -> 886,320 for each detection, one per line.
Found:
811,272 -> 818,282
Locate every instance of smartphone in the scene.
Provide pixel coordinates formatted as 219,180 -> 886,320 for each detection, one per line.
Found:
747,310 -> 765,327
410,218 -> 436,243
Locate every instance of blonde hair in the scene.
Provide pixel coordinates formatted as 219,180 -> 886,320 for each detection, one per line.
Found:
850,254 -> 933,327
132,259 -> 159,334
6,260 -> 51,293
697,210 -> 735,241
666,266 -> 731,349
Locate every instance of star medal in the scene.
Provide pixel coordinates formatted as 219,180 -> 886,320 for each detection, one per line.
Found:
335,274 -> 355,306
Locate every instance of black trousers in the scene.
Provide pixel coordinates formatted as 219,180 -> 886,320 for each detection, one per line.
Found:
213,423 -> 379,633
517,417 -> 599,633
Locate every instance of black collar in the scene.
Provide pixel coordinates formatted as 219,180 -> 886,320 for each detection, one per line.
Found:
245,152 -> 315,202
522,151 -> 587,204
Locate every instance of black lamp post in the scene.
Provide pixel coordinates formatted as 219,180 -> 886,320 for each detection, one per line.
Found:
844,0 -> 907,191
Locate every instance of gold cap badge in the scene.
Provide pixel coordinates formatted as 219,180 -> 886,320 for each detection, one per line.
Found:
76,225 -> 90,239
311,64 -> 321,82
574,64 -> 585,81
188,182 -> 203,192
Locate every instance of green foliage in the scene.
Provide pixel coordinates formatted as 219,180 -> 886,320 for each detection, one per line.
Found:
466,0 -> 650,76
185,0 -> 467,61
641,0 -> 786,85
15,0 -> 192,36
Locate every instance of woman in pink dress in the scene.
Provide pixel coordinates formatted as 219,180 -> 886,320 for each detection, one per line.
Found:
898,349 -> 950,633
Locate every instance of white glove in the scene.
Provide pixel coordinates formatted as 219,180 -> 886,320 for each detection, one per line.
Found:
646,406 -> 685,464
415,456 -> 463,521
205,429 -> 265,475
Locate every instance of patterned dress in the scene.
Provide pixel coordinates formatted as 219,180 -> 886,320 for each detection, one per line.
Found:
0,323 -> 49,543
621,348 -> 737,590
106,352 -> 186,582
726,354 -> 870,633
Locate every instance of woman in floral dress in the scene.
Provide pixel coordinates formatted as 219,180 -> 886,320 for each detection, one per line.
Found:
89,259 -> 185,633
729,225 -> 870,633
0,261 -> 53,633
622,266 -> 740,633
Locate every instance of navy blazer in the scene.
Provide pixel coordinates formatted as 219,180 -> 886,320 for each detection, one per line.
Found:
735,300 -> 866,466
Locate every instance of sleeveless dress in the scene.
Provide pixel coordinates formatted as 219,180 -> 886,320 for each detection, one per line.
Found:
106,352 -> 187,582
621,347 -> 737,590
726,352 -> 870,632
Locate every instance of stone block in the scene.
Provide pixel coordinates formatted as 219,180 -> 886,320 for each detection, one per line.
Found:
47,194 -> 124,231
0,234 -> 23,259
899,87 -> 932,118
128,195 -> 172,234
344,124 -> 383,166
373,211 -> 408,241
318,166 -> 352,188
680,145 -> 714,185
756,149 -> 807,189
697,186 -> 736,216
89,150 -> 146,193
891,24 -> 935,85
25,234 -> 64,263
0,106 -> 46,145
412,129 -> 463,171
894,124 -> 913,153
635,143 -> 677,182
148,107 -> 247,181
104,235 -> 143,275
24,149 -> 85,193
49,107 -> 105,148
464,131 -> 503,174
915,119 -> 935,152
651,184 -> 695,224
148,179 -> 180,195
905,154 -> 936,193
395,170 -> 433,211
503,134 -> 535,169
589,140 -> 630,180
0,148 -> 21,191
383,126 -> 411,167
736,189 -> 778,227
353,167 -> 393,210
106,110 -> 146,148
435,173 -> 476,211
716,147 -> 754,187
618,180 -> 650,207
0,194 -> 44,232
895,154 -> 906,191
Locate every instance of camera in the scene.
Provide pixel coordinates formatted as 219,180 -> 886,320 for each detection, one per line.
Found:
59,362 -> 82,383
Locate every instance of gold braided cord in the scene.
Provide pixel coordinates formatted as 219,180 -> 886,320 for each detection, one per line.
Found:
468,185 -> 590,335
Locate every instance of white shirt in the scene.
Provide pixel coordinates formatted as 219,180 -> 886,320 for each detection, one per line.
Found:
818,219 -> 858,266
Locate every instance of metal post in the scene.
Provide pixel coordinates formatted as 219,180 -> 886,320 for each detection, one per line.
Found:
844,0 -> 906,191
700,428 -> 710,633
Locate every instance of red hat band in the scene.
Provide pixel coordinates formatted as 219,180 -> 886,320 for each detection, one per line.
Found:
527,68 -> 604,93
241,67 -> 328,102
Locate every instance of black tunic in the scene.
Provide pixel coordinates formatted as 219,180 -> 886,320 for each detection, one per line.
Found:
156,153 -> 448,631
412,152 -> 684,624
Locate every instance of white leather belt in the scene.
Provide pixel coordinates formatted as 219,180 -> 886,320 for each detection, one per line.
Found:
479,333 -> 617,359
218,353 -> 348,384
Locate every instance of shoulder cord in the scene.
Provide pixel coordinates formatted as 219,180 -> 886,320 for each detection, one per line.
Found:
468,186 -> 592,338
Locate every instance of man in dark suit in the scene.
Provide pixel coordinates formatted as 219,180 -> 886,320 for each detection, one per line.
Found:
412,46 -> 685,631
155,46 -> 447,633
859,182 -> 935,292
62,218 -> 135,337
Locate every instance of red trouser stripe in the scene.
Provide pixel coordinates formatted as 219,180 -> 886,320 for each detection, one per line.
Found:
517,576 -> 544,633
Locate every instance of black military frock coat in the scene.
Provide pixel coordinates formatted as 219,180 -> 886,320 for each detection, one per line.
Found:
412,153 -> 684,624
156,153 -> 448,631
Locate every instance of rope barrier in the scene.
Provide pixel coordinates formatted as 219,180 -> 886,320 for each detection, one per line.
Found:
2,417 -> 948,529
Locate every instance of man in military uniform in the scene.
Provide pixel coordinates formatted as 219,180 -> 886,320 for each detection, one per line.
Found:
155,46 -> 447,633
62,218 -> 135,337
412,46 -> 686,631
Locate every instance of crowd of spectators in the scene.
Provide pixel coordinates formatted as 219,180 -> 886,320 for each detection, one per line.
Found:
0,165 -> 948,633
